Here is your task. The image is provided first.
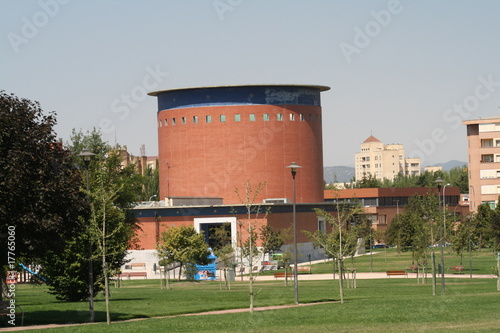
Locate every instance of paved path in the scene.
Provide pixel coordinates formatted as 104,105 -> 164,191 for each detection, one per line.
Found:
248,272 -> 496,281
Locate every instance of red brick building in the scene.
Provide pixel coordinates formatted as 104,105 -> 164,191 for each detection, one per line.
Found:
149,85 -> 329,204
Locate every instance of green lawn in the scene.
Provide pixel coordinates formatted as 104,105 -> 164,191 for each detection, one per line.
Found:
290,247 -> 498,275
4,270 -> 500,332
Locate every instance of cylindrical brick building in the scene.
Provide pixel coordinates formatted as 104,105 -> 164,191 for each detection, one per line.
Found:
149,84 -> 330,204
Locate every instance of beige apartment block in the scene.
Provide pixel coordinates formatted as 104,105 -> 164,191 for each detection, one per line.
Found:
463,117 -> 500,212
355,135 -> 421,182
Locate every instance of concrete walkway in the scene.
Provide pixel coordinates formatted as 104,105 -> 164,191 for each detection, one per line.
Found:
242,272 -> 496,281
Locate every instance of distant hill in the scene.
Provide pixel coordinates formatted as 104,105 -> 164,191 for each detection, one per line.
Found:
323,160 -> 467,184
323,166 -> 354,184
428,160 -> 467,171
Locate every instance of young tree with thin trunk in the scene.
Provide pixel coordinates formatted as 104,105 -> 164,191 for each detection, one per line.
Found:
305,196 -> 364,304
234,181 -> 270,313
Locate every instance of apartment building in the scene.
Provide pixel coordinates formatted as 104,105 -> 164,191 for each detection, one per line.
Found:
355,135 -> 421,182
463,117 -> 500,212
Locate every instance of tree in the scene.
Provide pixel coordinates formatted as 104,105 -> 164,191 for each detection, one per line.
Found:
157,226 -> 211,281
259,225 -> 289,258
234,181 -> 270,312
304,195 -> 364,304
210,223 -> 234,290
0,92 -> 87,299
355,173 -> 381,188
451,221 -> 471,265
42,132 -> 141,302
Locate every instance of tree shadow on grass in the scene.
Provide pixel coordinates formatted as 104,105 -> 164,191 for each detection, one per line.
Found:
306,299 -> 337,303
15,310 -> 147,327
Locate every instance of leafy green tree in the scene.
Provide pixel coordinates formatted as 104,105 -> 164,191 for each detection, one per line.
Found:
157,225 -> 211,281
490,197 -> 500,251
42,133 -> 141,302
141,161 -> 159,201
386,194 -> 440,265
451,221 -> 471,265
355,173 -> 381,188
0,92 -> 87,299
475,203 -> 494,249
259,225 -> 289,258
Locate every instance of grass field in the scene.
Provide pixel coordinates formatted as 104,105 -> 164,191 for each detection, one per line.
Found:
309,247 -> 498,275
2,249 -> 499,332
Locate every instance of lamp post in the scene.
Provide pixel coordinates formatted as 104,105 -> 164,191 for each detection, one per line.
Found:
435,177 -> 450,294
149,194 -> 157,201
78,149 -> 96,322
442,182 -> 450,294
286,162 -> 301,305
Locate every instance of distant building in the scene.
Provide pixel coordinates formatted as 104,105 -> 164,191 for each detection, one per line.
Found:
118,145 -> 157,175
324,187 -> 466,232
354,135 -> 421,182
463,116 -> 500,212
424,166 -> 443,173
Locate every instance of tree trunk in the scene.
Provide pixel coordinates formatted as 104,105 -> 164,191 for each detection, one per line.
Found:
0,265 -> 8,300
338,259 -> 344,304
104,265 -> 111,325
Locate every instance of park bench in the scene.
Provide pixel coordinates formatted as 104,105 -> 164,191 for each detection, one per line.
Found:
129,263 -> 146,270
386,270 -> 408,277
274,272 -> 293,279
0,300 -> 24,326
296,266 -> 312,274
450,265 -> 464,274
117,272 -> 147,279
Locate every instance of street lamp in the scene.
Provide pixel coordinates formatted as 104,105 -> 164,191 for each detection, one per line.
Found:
442,182 -> 450,294
149,194 -> 157,201
286,162 -> 301,305
435,177 -> 450,294
78,149 -> 96,322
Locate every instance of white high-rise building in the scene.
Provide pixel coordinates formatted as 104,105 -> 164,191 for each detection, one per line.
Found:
355,135 -> 421,182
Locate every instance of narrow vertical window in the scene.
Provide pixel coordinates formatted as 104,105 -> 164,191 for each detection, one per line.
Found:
164,119 -> 168,126
181,117 -> 186,124
263,113 -> 269,121
290,113 -> 295,121
172,118 -> 176,125
193,116 -> 198,124
220,114 -> 226,122
234,114 -> 241,122
206,115 -> 211,123
277,113 -> 283,121
249,114 -> 256,121
300,114 -> 304,121
159,120 -> 162,127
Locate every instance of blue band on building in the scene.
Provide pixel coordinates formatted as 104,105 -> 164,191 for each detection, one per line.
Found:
150,85 -> 329,111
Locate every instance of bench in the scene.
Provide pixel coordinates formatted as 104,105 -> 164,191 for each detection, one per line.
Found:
0,300 -> 24,326
129,263 -> 146,270
450,265 -> 464,274
386,270 -> 408,277
296,266 -> 311,274
117,272 -> 147,279
274,272 -> 293,279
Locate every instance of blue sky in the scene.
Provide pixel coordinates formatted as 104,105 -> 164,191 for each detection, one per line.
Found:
2,0 -> 500,167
